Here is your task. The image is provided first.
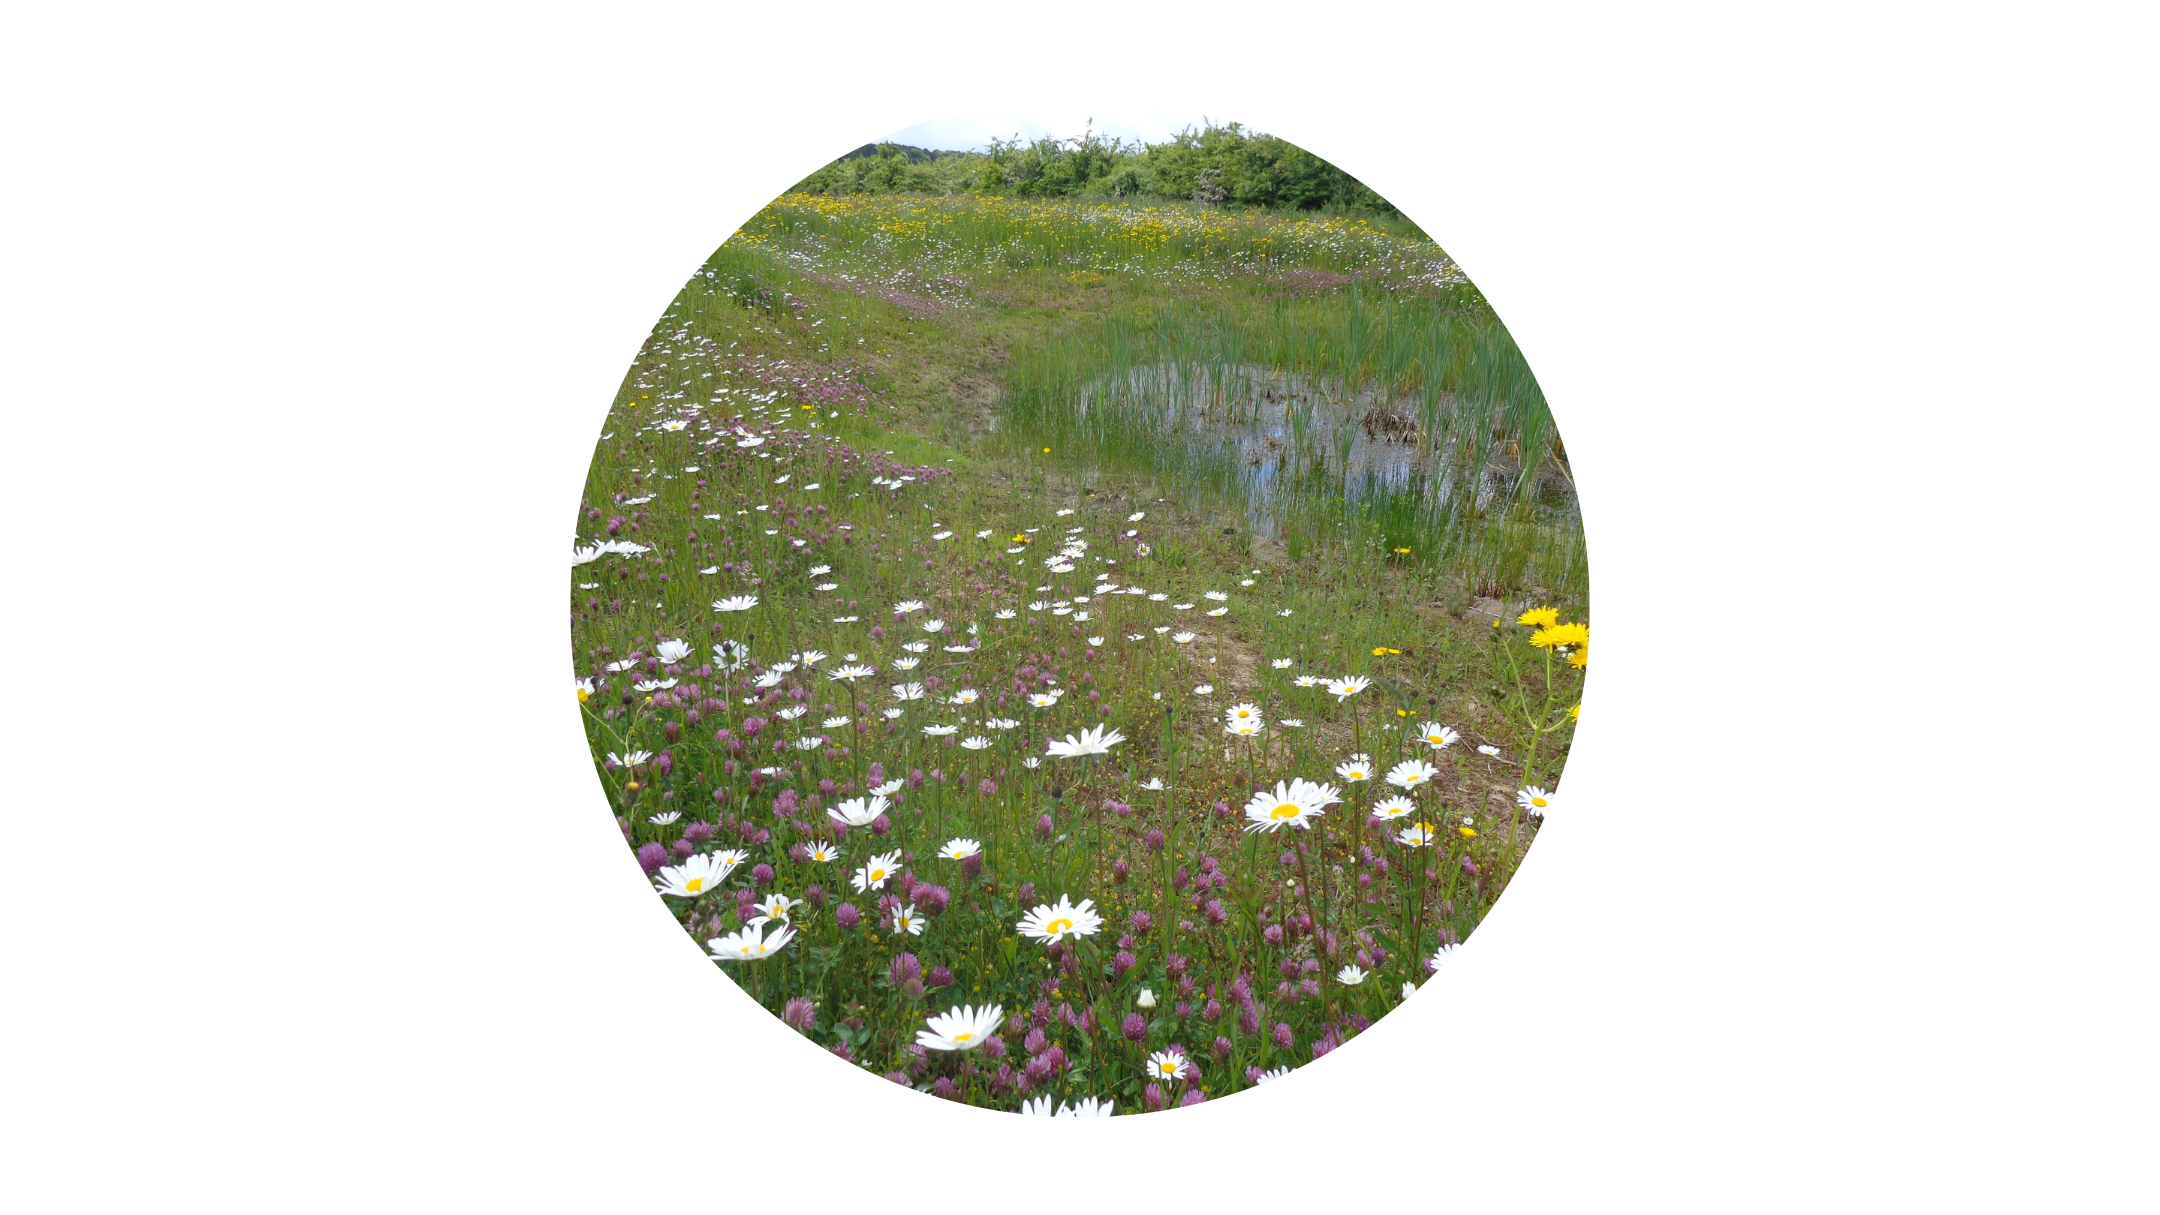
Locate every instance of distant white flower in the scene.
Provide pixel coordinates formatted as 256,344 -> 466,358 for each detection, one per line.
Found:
1402,981 -> 1419,1000
807,565 -> 832,576
1476,744 -> 1501,758
1337,964 -> 1368,986
922,724 -> 958,737
606,750 -> 653,767
1016,894 -> 1102,944
1242,778 -> 1340,833
1205,607 -> 1228,617
1386,758 -> 1439,791
921,619 -> 945,633
1240,578 -> 1255,586
1027,691 -> 1063,708
948,688 -> 979,706
960,736 -> 993,750
571,544 -> 603,566
791,735 -> 826,751
1136,987 -> 1157,1009
1086,636 -> 1105,647
1045,723 -> 1124,758
827,663 -> 875,682
1394,822 -> 1436,847
932,531 -> 953,540
1254,1066 -> 1292,1085
1146,1049 -> 1190,1081
1517,786 -> 1554,817
1371,795 -> 1416,821
652,849 -> 735,898
851,850 -> 903,893
1171,631 -> 1196,644
892,682 -> 926,701
1055,508 -> 1075,516
939,838 -> 982,860
1148,592 -> 1167,601
1139,777 -> 1167,791
984,717 -> 1018,730
712,594 -> 759,612
1021,757 -> 1041,769
870,779 -> 906,797
976,529 -> 994,539
1293,674 -> 1320,688
1325,675 -> 1371,702
994,609 -> 1017,620
892,599 -> 926,614
1430,943 -> 1458,969
707,920 -> 794,960
1192,684 -> 1213,695
889,656 -> 921,671
881,707 -> 905,719
1203,591 -> 1228,602
1172,603 -> 1193,611
917,1003 -> 1003,1051
1335,755 -> 1374,783
1277,609 -> 1293,617
734,435 -> 765,448
814,582 -> 838,591
1271,658 -> 1294,669
753,670 -> 786,690
1279,718 -> 1304,728
1418,723 -> 1461,750
1127,511 -> 1145,521
890,904 -> 926,936
803,841 -> 841,863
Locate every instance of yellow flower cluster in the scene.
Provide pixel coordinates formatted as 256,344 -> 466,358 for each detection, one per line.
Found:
1516,607 -> 1590,670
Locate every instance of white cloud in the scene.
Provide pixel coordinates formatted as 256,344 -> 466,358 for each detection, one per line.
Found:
864,99 -> 1261,154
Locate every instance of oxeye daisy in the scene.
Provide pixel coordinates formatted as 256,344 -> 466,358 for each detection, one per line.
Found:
892,682 -> 926,701
804,841 -> 841,863
1418,723 -> 1460,750
574,677 -> 594,702
1517,786 -> 1555,816
1325,675 -> 1371,702
948,688 -> 979,705
1336,964 -> 1368,985
1293,674 -> 1320,688
889,657 -> 920,671
753,892 -> 800,923
712,594 -> 759,613
1476,744 -> 1501,757
1021,1095 -> 1057,1116
870,779 -> 906,797
1395,822 -> 1436,847
994,609 -> 1017,620
1431,943 -> 1458,969
1254,1066 -> 1292,1084
653,638 -> 691,664
1016,894 -> 1103,944
890,905 -> 926,936
902,641 -> 930,654
917,1003 -> 1004,1052
1224,720 -> 1262,738
1062,1096 -> 1115,1117
1270,658 -> 1294,669
1146,1049 -> 1190,1081
922,724 -> 958,736
892,599 -> 926,614
1279,718 -> 1304,728
882,707 -> 905,720
1241,778 -> 1340,833
821,715 -> 851,729
648,810 -> 682,825
852,850 -> 903,893
960,735 -> 993,750
1045,723 -> 1125,757
1386,758 -> 1438,790
827,794 -> 889,828
827,663 -> 875,682
707,920 -> 794,961
1370,795 -> 1416,821
939,838 -> 982,860
1335,755 -> 1373,783
652,849 -> 740,898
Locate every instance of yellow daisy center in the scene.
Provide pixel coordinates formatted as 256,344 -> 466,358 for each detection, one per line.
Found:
1045,918 -> 1073,935
685,877 -> 705,894
1270,803 -> 1301,820
1532,796 -> 1549,807
870,868 -> 886,880
952,1032 -> 972,1042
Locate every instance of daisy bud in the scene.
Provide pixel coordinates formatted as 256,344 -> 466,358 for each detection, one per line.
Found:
635,843 -> 667,874
835,903 -> 860,929
782,998 -> 816,1034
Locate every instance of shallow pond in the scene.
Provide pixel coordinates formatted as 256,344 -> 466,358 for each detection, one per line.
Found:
1077,363 -> 1577,538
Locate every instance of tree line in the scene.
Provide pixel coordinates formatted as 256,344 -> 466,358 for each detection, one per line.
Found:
789,122 -> 1402,216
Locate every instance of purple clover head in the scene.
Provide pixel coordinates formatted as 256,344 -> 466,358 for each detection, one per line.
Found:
635,842 -> 667,874
834,903 -> 860,929
1122,1012 -> 1147,1042
782,998 -> 815,1033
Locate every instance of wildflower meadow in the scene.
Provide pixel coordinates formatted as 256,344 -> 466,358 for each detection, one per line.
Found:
573,147 -> 1585,1116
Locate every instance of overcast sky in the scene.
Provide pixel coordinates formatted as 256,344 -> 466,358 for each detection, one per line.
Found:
873,112 -> 1220,153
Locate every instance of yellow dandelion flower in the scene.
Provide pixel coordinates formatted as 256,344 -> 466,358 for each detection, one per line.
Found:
1528,626 -> 1564,649
1569,703 -> 1581,720
1569,646 -> 1588,670
1457,825 -> 1477,838
1517,607 -> 1559,628
1393,547 -> 1411,554
1371,646 -> 1400,656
